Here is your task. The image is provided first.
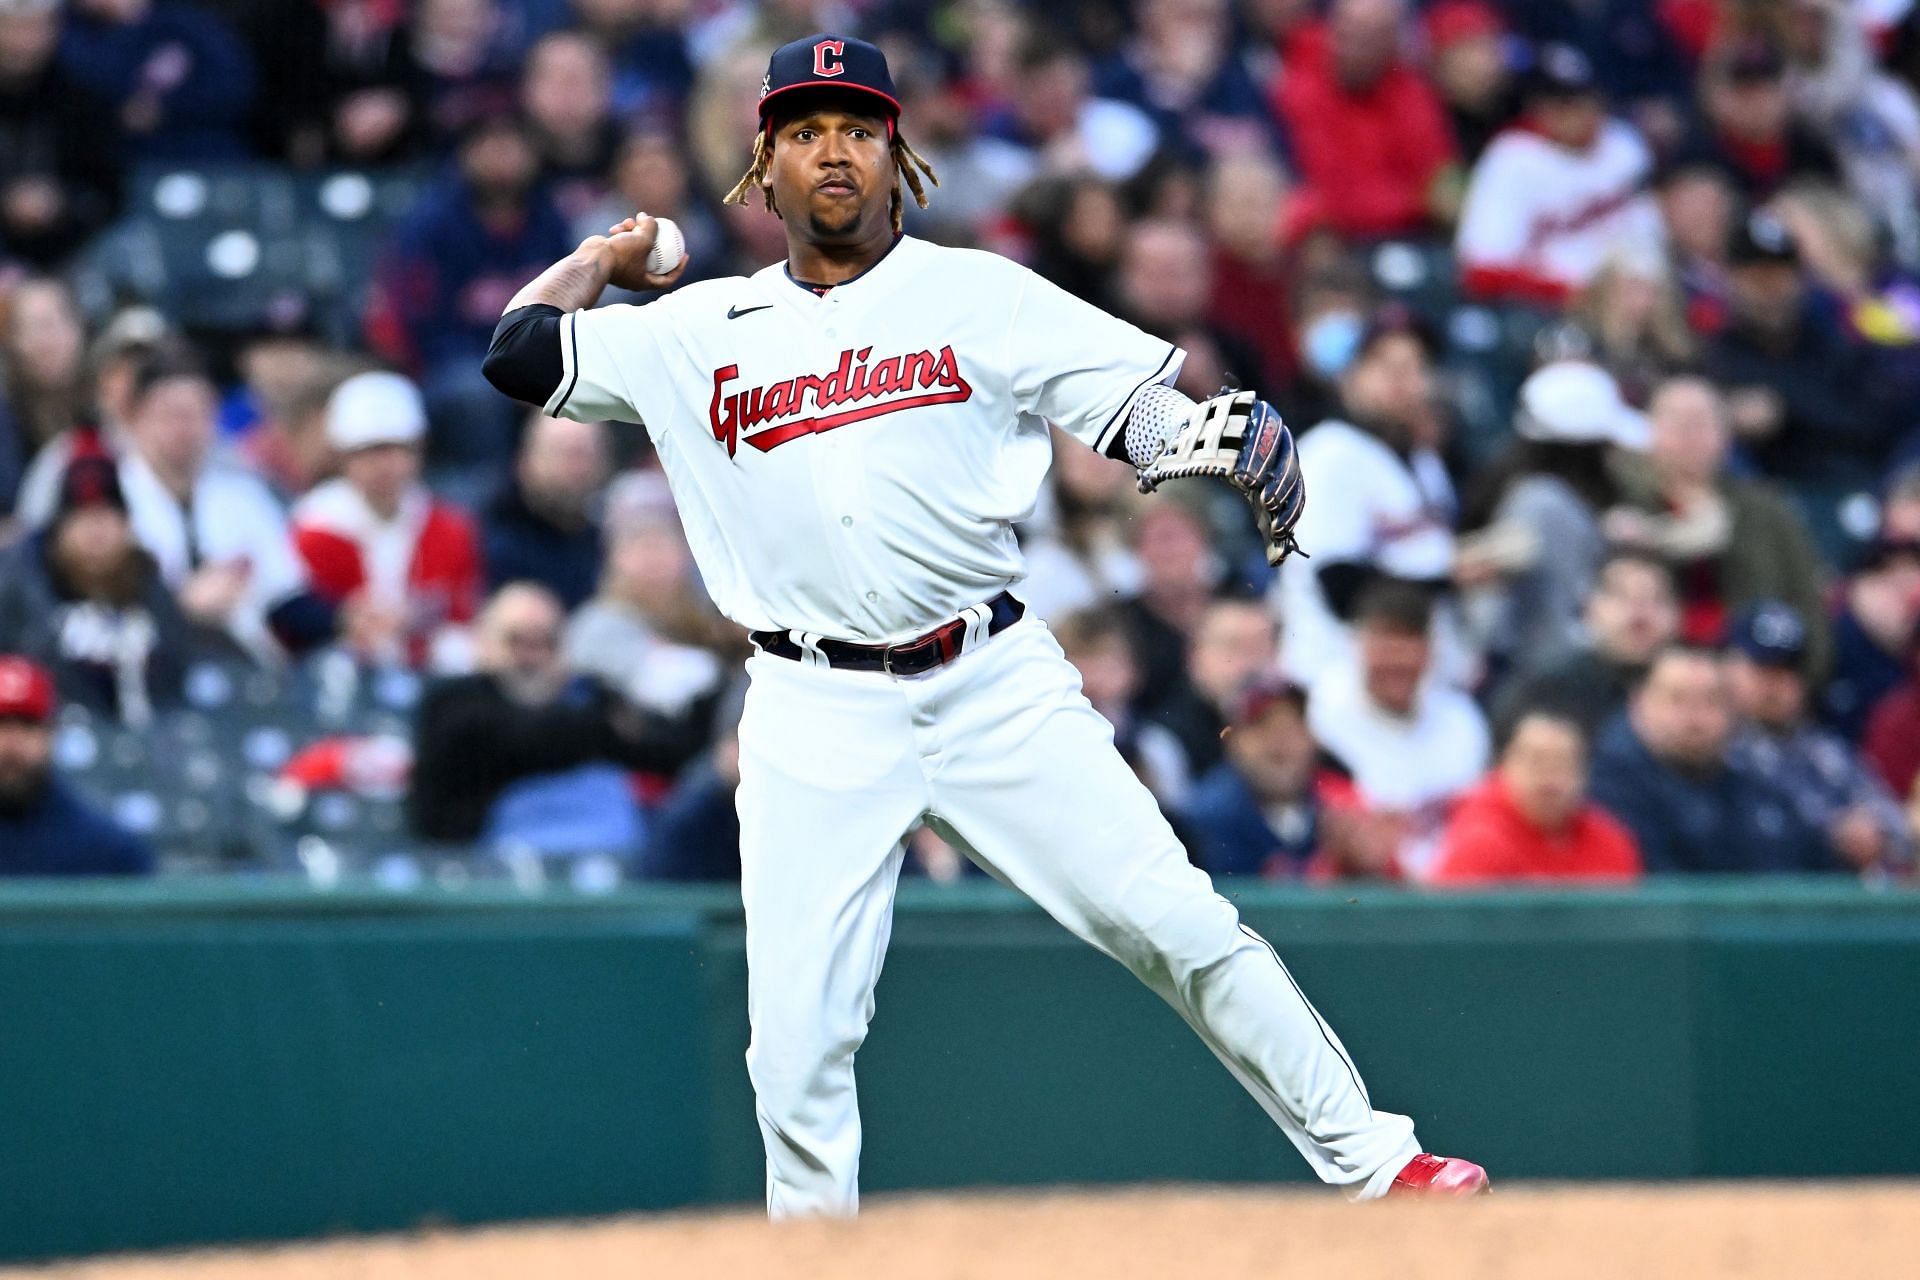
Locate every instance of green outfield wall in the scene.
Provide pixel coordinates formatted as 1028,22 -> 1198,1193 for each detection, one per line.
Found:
1,878 -> 1916,1262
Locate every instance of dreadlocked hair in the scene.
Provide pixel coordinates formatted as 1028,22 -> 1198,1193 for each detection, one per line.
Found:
723,128 -> 940,235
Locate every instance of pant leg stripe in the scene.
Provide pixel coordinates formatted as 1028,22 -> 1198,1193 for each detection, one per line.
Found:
1237,922 -> 1371,1107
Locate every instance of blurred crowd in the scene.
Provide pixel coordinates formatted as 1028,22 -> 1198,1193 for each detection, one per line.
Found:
6,0 -> 1920,886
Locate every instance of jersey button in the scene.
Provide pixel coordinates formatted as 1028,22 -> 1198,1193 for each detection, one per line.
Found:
865,591 -> 879,603
841,516 -> 853,527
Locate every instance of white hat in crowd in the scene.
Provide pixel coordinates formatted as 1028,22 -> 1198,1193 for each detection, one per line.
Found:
326,371 -> 427,452
1515,361 -> 1650,451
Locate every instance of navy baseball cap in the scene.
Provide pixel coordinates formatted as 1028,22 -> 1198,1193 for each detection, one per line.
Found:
759,34 -> 901,132
1728,211 -> 1799,266
1727,601 -> 1809,669
1528,43 -> 1600,99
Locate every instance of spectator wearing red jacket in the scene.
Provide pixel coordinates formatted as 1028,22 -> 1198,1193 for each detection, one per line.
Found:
1431,710 -> 1642,884
1270,0 -> 1461,240
292,372 -> 483,670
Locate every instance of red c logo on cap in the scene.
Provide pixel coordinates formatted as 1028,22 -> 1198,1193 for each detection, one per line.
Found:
814,39 -> 845,77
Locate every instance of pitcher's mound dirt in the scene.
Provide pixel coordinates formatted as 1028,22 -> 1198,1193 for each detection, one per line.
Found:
17,1183 -> 1918,1280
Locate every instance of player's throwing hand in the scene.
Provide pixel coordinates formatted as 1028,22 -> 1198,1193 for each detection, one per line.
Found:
589,214 -> 689,293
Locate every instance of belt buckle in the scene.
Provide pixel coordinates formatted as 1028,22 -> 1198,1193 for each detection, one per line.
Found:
882,644 -> 897,677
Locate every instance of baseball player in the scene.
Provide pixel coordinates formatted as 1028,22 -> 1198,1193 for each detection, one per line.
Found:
483,34 -> 1488,1215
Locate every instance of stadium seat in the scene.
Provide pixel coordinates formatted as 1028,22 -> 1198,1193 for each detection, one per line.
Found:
73,163 -> 427,343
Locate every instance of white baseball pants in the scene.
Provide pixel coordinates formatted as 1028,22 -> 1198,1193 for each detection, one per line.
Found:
735,616 -> 1421,1218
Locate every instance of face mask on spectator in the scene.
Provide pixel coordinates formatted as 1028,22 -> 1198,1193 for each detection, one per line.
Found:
1302,311 -> 1364,381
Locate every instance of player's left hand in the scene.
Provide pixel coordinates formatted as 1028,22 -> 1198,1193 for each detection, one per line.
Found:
1137,390 -> 1306,566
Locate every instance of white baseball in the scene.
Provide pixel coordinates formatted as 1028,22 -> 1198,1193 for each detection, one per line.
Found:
647,216 -> 686,276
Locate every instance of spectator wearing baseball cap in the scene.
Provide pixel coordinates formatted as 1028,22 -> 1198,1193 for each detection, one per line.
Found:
291,371 -> 484,671
1179,673 -> 1357,879
0,654 -> 153,877
1726,601 -> 1913,876
0,455 -> 215,724
1460,360 -> 1647,663
1703,212 -> 1897,520
1823,509 -> 1920,740
1680,38 -> 1842,203
1430,710 -> 1642,884
1455,43 -> 1665,308
1495,0 -> 1693,120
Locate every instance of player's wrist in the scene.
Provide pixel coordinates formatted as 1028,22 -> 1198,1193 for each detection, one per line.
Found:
573,238 -> 617,277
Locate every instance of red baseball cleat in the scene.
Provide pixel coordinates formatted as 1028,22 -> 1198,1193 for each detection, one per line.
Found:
1387,1153 -> 1491,1197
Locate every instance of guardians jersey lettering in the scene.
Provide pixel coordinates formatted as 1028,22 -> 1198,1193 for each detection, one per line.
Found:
709,345 -> 974,456
532,236 -> 1181,640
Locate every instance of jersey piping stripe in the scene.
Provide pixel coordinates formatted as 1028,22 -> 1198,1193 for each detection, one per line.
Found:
548,312 -> 583,416
1094,344 -> 1181,457
1236,922 -> 1371,1107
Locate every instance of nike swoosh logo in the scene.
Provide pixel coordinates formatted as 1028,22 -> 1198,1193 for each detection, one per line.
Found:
727,304 -> 774,320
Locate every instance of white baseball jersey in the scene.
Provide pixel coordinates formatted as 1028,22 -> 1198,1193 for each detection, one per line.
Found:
531,233 -> 1435,1215
1275,419 -> 1464,683
544,236 -> 1182,643
1455,119 -> 1665,293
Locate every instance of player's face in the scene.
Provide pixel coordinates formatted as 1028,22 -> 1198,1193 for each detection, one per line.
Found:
768,104 -> 893,244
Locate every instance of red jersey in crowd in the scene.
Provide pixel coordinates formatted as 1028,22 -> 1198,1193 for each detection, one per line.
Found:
1270,23 -> 1458,240
292,478 -> 484,667
1863,681 -> 1920,806
1429,776 -> 1643,884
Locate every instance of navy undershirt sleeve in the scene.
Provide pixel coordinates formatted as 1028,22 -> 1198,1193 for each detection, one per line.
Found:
483,304 -> 566,407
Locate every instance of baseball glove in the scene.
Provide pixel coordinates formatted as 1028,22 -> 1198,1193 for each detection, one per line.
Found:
1137,390 -> 1306,565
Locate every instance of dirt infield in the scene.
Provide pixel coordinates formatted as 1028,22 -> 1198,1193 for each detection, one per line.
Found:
14,1183 -> 1918,1280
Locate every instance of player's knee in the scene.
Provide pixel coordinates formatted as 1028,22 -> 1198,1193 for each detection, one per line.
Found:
747,1030 -> 860,1120
1108,887 -> 1245,985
